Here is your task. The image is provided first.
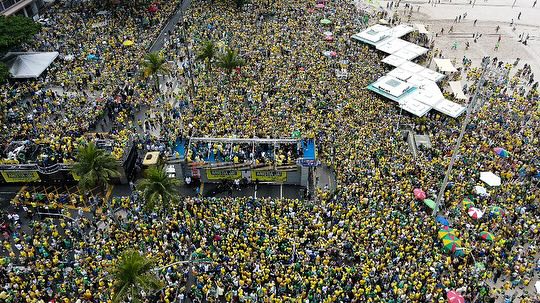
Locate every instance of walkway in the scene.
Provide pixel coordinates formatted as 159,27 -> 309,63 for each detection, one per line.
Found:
150,0 -> 193,52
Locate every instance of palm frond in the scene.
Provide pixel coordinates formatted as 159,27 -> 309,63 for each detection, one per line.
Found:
72,142 -> 119,191
136,166 -> 181,213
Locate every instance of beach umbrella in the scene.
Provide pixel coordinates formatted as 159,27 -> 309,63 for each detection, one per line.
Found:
123,40 -> 134,46
480,171 -> 501,187
148,3 -> 158,12
479,231 -> 495,241
493,147 -> 510,158
490,206 -> 505,217
468,207 -> 484,220
315,3 -> 325,8
447,290 -> 465,303
454,249 -> 465,257
442,234 -> 462,253
322,51 -> 336,57
414,188 -> 426,200
436,215 -> 450,226
474,185 -> 488,196
424,199 -> 436,210
535,280 -> 540,294
438,227 -> 456,239
462,197 -> 474,209
320,18 -> 332,25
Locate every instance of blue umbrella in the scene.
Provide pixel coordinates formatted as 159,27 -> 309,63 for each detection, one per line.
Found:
86,54 -> 99,60
436,215 -> 450,226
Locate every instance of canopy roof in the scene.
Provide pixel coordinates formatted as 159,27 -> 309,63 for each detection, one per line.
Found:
4,52 -> 59,79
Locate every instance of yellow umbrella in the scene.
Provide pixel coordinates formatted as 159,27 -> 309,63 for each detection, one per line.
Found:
438,227 -> 456,239
123,40 -> 134,46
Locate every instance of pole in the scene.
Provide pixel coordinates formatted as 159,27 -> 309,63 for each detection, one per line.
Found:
432,61 -> 489,216
512,0 -> 517,8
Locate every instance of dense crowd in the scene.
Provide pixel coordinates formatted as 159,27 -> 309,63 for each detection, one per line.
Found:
1,0 -> 540,302
0,0 -> 183,163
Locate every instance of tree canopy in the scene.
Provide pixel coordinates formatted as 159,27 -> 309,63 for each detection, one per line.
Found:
0,15 -> 41,53
0,62 -> 9,83
72,142 -> 120,192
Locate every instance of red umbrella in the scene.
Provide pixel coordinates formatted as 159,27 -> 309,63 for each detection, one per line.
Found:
148,3 -> 158,12
413,188 -> 426,200
447,291 -> 465,303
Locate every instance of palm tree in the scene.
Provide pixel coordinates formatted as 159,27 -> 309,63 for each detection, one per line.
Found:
72,142 -> 120,192
112,250 -> 163,303
136,166 -> 182,212
216,48 -> 245,78
141,51 -> 170,91
196,40 -> 217,72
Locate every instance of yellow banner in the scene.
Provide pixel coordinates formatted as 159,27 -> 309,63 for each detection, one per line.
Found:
251,170 -> 287,182
206,170 -> 241,181
1,170 -> 40,183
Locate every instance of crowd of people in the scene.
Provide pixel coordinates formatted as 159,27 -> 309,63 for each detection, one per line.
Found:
0,0 -> 183,163
1,0 -> 540,301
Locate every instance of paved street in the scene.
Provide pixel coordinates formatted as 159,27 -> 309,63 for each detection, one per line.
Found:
381,0 -> 540,74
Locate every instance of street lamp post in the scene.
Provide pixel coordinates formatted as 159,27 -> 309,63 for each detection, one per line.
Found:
432,61 -> 490,216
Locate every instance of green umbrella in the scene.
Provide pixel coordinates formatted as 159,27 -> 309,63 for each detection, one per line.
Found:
424,199 -> 436,210
441,234 -> 462,253
462,197 -> 474,209
490,206 -> 505,217
320,18 -> 332,25
479,231 -> 495,241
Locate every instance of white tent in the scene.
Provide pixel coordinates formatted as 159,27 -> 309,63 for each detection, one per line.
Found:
415,23 -> 429,34
535,280 -> 540,294
449,81 -> 468,100
434,58 -> 458,73
4,52 -> 59,78
480,172 -> 501,187
433,99 -> 467,118
400,99 -> 432,117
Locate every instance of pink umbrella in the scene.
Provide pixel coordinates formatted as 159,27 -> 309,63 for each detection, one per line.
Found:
413,188 -> 426,200
468,207 -> 484,220
315,3 -> 325,8
329,51 -> 337,57
324,36 -> 334,41
447,290 -> 465,303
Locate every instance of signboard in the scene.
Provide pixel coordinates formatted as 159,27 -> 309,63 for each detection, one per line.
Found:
251,170 -> 287,182
206,170 -> 241,181
297,159 -> 321,167
1,170 -> 40,183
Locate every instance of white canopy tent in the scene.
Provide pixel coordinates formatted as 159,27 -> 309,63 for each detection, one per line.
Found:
4,52 -> 59,79
433,99 -> 467,118
400,99 -> 432,117
415,23 -> 429,34
434,58 -> 458,73
480,171 -> 501,187
449,81 -> 468,100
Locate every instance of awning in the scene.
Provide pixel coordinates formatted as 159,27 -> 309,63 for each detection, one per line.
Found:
434,58 -> 458,73
4,52 -> 59,79
449,81 -> 468,100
